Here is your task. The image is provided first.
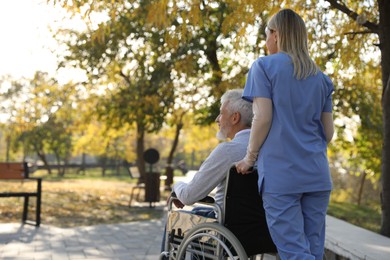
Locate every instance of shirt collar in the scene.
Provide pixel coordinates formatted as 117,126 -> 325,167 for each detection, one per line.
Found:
234,128 -> 251,138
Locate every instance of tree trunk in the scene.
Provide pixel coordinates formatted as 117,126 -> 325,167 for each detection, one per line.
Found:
357,170 -> 367,206
165,115 -> 184,189
379,0 -> 390,237
36,149 -> 51,175
381,76 -> 390,236
78,152 -> 86,174
5,135 -> 10,162
55,153 -> 64,177
100,156 -> 106,177
115,155 -> 120,176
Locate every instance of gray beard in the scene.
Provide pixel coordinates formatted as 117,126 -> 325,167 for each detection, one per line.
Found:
216,131 -> 228,141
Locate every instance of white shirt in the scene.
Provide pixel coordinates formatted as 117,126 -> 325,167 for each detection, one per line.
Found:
173,129 -> 250,210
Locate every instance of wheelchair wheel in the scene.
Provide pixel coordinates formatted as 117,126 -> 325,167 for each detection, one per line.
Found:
176,222 -> 248,259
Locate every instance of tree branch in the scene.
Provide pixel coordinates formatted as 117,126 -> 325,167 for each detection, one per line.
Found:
119,70 -> 131,86
326,0 -> 379,33
344,30 -> 374,39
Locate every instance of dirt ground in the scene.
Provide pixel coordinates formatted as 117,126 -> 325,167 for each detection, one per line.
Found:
0,179 -> 166,227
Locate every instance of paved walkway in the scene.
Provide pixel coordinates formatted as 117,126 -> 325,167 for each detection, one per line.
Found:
0,205 -> 167,260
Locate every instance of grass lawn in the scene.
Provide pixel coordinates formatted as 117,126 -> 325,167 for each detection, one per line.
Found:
0,176 -> 169,228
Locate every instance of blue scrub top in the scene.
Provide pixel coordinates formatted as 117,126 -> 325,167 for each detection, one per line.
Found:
243,52 -> 334,193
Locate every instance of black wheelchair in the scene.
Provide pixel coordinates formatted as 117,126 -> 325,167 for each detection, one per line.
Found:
160,166 -> 278,259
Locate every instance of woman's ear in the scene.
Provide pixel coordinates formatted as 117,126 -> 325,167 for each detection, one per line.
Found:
273,31 -> 278,44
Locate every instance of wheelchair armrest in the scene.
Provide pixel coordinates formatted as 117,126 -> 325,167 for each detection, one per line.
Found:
198,196 -> 215,204
169,192 -> 216,210
171,192 -> 215,204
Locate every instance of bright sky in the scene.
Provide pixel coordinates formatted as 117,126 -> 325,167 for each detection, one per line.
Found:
0,0 -> 62,79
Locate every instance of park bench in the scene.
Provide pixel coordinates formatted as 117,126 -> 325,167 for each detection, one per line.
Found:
0,162 -> 42,226
128,166 -> 144,206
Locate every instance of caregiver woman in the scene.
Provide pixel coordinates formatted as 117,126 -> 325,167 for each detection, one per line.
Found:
235,9 -> 334,260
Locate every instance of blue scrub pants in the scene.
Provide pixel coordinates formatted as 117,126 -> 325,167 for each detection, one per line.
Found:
262,191 -> 331,260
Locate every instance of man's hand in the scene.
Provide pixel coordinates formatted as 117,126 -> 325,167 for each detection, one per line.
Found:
167,193 -> 185,208
172,198 -> 185,208
235,159 -> 254,174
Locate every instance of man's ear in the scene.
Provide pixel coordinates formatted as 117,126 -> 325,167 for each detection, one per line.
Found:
231,112 -> 241,125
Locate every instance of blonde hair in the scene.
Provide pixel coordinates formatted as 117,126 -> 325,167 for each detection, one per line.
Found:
268,9 -> 318,79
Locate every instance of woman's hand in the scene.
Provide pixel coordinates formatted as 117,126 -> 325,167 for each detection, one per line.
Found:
235,159 -> 254,174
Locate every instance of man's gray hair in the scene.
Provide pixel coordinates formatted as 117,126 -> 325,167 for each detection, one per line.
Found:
221,89 -> 253,127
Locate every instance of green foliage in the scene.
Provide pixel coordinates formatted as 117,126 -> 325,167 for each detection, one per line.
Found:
331,62 -> 383,184
146,0 -> 267,123
0,72 -> 77,164
328,200 -> 381,233
55,0 -> 177,134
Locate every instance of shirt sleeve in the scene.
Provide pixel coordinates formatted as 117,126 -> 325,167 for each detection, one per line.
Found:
242,58 -> 272,102
243,98 -> 273,165
323,75 -> 334,113
172,143 -> 232,205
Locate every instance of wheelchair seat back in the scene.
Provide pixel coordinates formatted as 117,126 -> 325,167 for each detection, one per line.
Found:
224,167 -> 277,256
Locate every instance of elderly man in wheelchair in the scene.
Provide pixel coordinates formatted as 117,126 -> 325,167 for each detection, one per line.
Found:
160,89 -> 277,259
160,166 -> 277,259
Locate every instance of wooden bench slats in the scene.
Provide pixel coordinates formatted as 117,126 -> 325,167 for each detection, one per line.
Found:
0,162 -> 28,179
